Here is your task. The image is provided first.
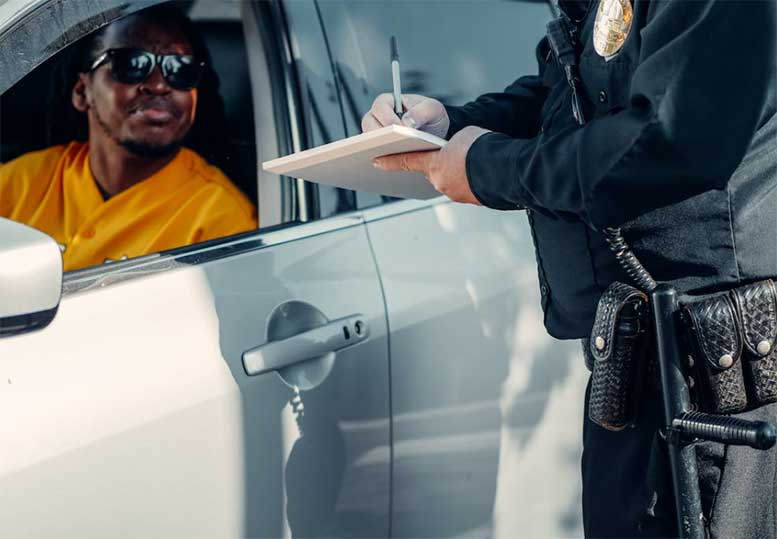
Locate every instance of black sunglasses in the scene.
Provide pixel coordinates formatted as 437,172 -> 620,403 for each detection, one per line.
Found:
88,47 -> 205,91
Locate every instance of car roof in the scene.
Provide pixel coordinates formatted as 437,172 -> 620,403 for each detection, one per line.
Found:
0,0 -> 162,94
0,0 -> 44,33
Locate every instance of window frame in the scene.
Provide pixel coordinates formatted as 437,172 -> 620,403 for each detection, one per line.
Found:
246,0 -> 300,227
0,0 -> 161,94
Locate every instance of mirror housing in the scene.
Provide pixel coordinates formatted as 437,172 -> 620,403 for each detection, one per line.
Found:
0,218 -> 62,336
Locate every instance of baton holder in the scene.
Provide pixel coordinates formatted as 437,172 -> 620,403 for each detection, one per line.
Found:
651,284 -> 777,539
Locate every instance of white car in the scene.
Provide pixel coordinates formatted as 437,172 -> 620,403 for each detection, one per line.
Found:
0,0 -> 585,537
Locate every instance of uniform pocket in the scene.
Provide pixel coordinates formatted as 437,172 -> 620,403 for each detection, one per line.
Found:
704,402 -> 777,538
694,440 -> 726,531
579,54 -> 635,115
639,432 -> 677,537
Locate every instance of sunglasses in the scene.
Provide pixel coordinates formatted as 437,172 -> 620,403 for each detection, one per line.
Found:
88,47 -> 205,91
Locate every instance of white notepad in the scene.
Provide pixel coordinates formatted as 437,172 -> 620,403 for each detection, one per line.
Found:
262,125 -> 447,200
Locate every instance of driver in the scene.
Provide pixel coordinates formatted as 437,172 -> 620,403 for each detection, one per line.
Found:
0,4 -> 257,271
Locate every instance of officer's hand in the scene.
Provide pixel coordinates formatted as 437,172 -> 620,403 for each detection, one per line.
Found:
361,93 -> 450,139
372,125 -> 490,204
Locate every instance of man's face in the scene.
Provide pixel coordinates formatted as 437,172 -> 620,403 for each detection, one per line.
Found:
75,16 -> 198,157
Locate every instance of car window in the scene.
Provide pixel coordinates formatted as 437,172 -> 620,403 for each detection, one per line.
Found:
316,0 -> 554,210
0,0 -> 278,273
282,0 -> 356,220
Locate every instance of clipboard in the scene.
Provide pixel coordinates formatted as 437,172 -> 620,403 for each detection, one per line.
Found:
261,125 -> 447,200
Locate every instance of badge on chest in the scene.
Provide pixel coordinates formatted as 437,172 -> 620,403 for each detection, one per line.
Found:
593,0 -> 633,59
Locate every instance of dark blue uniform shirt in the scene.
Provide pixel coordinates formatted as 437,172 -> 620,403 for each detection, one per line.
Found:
446,0 -> 777,339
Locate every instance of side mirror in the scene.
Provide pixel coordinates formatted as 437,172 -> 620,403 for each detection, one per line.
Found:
0,218 -> 62,337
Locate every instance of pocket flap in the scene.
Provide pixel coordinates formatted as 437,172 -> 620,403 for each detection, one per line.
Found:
590,282 -> 648,362
730,279 -> 777,358
683,294 -> 742,370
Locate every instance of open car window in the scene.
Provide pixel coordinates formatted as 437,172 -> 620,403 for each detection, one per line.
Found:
0,0 -> 288,274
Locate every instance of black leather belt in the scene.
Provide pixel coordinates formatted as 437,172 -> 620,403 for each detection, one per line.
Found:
585,278 -> 777,431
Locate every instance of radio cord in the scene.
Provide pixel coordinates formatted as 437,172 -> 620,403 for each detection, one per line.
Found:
603,227 -> 658,293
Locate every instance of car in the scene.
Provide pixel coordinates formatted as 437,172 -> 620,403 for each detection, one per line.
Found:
0,0 -> 586,537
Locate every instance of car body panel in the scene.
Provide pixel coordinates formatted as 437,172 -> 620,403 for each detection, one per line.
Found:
0,220 -> 391,538
363,200 -> 585,537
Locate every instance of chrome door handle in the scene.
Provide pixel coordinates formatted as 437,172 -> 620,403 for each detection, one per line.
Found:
242,314 -> 369,376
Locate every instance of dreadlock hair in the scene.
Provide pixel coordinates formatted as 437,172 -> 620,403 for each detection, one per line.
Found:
46,3 -> 229,169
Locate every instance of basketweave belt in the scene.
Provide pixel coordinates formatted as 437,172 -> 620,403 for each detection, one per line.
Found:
583,277 -> 777,431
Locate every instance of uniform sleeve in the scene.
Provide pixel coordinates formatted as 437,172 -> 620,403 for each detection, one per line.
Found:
444,39 -> 550,139
465,0 -> 777,228
446,75 -> 548,139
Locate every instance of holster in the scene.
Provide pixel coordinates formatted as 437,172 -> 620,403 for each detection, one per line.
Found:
683,279 -> 777,413
586,282 -> 650,431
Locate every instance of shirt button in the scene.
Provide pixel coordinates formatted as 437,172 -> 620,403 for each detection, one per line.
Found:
82,228 -> 96,239
598,90 -> 608,104
540,285 -> 548,296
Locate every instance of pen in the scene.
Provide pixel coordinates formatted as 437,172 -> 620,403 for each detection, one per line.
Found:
391,36 -> 403,117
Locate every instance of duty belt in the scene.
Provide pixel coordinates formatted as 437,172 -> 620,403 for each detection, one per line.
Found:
584,278 -> 777,431
546,11 -> 777,538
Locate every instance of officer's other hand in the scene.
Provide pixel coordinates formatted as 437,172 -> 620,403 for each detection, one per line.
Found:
361,93 -> 450,139
372,125 -> 489,204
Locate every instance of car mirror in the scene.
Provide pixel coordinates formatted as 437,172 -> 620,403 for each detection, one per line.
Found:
0,218 -> 62,337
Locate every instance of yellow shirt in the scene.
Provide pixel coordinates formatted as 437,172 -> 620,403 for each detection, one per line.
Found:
0,141 -> 257,271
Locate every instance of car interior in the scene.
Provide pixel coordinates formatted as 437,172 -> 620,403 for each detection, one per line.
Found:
0,0 -> 288,259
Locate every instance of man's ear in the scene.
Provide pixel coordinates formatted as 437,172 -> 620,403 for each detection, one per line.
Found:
71,74 -> 90,113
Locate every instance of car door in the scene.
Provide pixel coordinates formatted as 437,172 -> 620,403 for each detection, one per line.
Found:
316,1 -> 588,537
0,1 -> 390,537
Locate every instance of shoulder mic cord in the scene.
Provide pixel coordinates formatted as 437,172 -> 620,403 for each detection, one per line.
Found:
603,227 -> 658,293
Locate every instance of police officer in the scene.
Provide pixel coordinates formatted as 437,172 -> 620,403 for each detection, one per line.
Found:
364,1 -> 777,537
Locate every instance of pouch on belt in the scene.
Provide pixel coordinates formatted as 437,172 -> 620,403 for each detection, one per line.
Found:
730,279 -> 777,407
682,293 -> 747,414
587,281 -> 650,431
683,279 -> 777,414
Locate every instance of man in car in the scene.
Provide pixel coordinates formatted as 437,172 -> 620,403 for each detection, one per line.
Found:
0,4 -> 257,272
364,1 -> 776,538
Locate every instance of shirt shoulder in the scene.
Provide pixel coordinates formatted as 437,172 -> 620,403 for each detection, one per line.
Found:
180,148 -> 258,220
0,142 -> 81,216
0,144 -> 71,181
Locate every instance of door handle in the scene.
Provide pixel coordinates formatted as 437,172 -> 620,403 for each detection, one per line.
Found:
242,314 -> 369,376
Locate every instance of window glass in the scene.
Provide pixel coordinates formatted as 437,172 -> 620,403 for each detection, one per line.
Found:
0,0 -> 263,273
317,0 -> 553,209
282,0 -> 355,220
